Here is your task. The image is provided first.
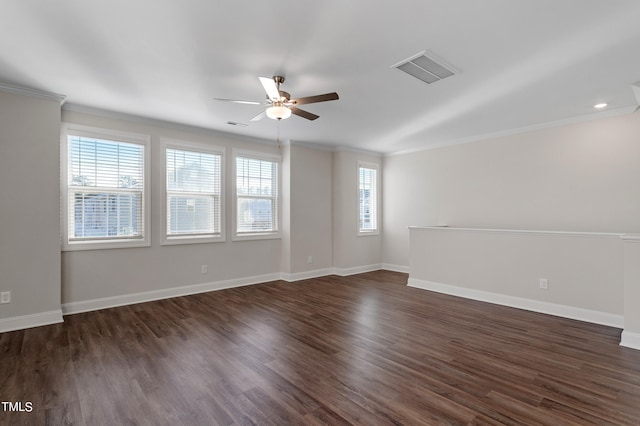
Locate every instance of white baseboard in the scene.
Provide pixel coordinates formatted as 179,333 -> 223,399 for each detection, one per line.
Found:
620,331 -> 640,350
407,278 -> 624,328
285,264 -> 409,281
334,264 -> 383,276
381,263 -> 410,273
62,273 -> 282,315
0,309 -> 64,333
280,268 -> 335,282
55,265 -> 408,319
63,265 -> 397,316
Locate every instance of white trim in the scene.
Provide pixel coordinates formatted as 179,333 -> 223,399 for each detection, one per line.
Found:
286,140 -> 383,156
357,231 -> 380,237
407,278 -> 624,328
61,123 -> 152,251
0,310 -> 64,333
160,138 -> 226,245
334,264 -> 383,276
334,145 -> 383,157
620,331 -> 640,350
231,232 -> 282,242
409,226 -> 624,239
64,266 -> 412,314
288,139 -> 334,153
62,104 -> 382,156
386,106 -> 636,157
357,161 -> 380,236
61,96 -> 637,158
280,268 -> 335,282
63,103 -> 280,147
62,122 -> 151,145
381,263 -> 410,274
0,82 -> 66,104
62,239 -> 150,251
62,266 -> 408,315
0,268 -> 406,332
62,273 -> 282,315
622,234 -> 640,242
632,81 -> 640,105
232,149 -> 282,241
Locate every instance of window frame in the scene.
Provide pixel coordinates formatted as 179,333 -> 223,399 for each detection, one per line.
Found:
61,123 -> 151,251
232,149 -> 281,241
161,138 -> 226,245
357,161 -> 380,236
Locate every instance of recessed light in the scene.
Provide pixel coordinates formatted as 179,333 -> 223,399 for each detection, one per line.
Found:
594,103 -> 608,109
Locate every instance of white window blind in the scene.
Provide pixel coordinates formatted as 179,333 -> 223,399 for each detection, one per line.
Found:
166,147 -> 222,237
359,165 -> 378,233
67,135 -> 145,241
236,156 -> 278,234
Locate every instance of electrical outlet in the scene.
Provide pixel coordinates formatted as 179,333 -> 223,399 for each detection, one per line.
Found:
307,256 -> 313,264
201,265 -> 208,274
0,291 -> 10,304
539,278 -> 549,289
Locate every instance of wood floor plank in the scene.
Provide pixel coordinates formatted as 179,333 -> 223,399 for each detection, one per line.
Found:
2,271 -> 640,425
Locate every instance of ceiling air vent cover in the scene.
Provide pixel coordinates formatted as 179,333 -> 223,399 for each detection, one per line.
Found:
392,51 -> 456,85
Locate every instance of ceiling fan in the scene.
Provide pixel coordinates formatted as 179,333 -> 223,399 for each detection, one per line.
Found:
214,76 -> 339,121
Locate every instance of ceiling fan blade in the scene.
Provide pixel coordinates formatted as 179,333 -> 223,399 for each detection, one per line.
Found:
291,92 -> 339,105
259,77 -> 280,101
213,98 -> 264,105
290,107 -> 319,121
250,111 -> 266,122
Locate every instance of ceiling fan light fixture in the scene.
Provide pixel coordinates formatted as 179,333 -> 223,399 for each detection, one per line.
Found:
266,104 -> 291,120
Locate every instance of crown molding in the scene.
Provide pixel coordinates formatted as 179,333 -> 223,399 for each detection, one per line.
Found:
334,145 -> 383,157
287,139 -> 337,152
63,102 -> 280,147
0,82 -> 66,104
409,226 -> 625,240
386,106 -> 637,157
622,234 -> 640,242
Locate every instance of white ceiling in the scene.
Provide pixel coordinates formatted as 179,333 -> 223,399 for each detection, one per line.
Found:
2,1 -> 640,154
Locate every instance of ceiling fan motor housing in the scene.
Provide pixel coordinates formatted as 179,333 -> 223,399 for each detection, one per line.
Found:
279,91 -> 291,102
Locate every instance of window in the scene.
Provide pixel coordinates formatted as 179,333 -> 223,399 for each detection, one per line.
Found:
62,124 -> 150,250
234,153 -> 280,239
358,162 -> 379,234
163,140 -> 224,244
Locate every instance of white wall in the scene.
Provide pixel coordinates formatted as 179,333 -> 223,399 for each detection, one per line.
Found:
59,111 -> 346,310
286,144 -> 333,276
332,150 -> 382,272
409,227 -> 624,324
0,97 -> 382,323
61,110 -> 285,306
0,91 -> 62,328
280,145 -> 292,274
383,112 -> 640,268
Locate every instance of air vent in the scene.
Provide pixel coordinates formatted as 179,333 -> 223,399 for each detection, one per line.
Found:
392,51 -> 456,85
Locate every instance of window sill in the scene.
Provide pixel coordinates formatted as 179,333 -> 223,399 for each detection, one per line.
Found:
232,232 -> 281,242
62,239 -> 150,251
357,231 -> 380,237
161,235 -> 226,246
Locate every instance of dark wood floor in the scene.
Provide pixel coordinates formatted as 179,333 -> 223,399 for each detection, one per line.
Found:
2,271 -> 640,425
